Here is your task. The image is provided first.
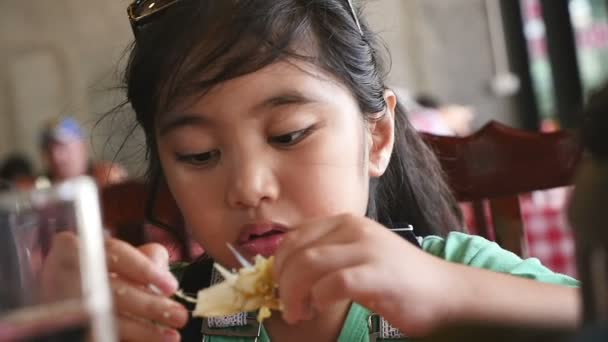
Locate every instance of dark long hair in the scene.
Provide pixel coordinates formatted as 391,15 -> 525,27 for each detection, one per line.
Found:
125,0 -> 462,237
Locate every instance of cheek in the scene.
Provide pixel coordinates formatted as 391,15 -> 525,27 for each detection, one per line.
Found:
159,152 -> 211,218
157,149 -> 230,251
287,165 -> 369,218
283,128 -> 370,218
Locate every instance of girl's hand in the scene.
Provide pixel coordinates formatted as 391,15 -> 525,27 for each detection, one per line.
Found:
273,214 -> 454,336
42,233 -> 188,342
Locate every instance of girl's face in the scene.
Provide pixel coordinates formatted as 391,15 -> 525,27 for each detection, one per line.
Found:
156,61 -> 394,267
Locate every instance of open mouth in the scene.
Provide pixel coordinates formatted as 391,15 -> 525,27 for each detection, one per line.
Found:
237,222 -> 287,257
248,229 -> 283,241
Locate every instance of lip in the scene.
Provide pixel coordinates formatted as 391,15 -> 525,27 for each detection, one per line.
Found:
237,222 -> 288,257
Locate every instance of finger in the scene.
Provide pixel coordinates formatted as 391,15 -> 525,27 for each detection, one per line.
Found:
139,244 -> 172,295
112,277 -> 189,329
275,216 -> 370,322
278,243 -> 365,323
47,231 -> 81,268
139,243 -> 170,270
105,238 -> 178,295
274,214 -> 351,276
118,314 -> 180,342
40,232 -> 83,302
310,264 -> 375,313
311,264 -> 433,337
276,215 -> 368,279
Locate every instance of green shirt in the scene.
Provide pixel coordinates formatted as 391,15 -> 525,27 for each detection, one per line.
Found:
187,232 -> 579,341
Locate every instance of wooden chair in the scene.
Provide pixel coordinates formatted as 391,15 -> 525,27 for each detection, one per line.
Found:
100,180 -> 202,261
420,121 -> 582,257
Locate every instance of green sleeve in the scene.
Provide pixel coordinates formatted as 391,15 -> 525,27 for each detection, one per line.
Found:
421,232 -> 579,287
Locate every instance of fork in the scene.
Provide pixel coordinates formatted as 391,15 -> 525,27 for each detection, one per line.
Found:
173,244 -> 253,301
227,242 -> 253,268
227,243 -> 280,299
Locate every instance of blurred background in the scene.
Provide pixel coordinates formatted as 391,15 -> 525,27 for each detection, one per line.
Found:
0,0 -> 606,176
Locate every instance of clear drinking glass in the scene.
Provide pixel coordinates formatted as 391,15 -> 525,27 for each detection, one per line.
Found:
0,177 -> 116,342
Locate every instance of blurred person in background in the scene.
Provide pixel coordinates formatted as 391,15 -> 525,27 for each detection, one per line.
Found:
39,116 -> 128,187
409,93 -> 476,137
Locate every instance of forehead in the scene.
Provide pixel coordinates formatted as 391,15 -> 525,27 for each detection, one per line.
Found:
163,59 -> 354,119
44,138 -> 83,149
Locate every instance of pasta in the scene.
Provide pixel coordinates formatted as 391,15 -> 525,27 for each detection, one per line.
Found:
176,255 -> 282,322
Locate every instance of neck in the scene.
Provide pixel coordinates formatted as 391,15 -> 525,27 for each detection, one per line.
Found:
264,300 -> 351,342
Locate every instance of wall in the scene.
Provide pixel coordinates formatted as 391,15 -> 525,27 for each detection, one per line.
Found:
366,0 -> 520,129
0,0 -> 144,174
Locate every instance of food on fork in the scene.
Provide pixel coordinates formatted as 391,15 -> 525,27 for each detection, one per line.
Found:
176,255 -> 282,322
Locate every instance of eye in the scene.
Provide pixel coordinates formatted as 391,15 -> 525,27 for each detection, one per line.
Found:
269,126 -> 314,147
175,150 -> 220,167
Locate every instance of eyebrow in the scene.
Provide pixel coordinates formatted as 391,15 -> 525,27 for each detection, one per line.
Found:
158,114 -> 210,137
252,90 -> 319,112
158,90 -> 320,137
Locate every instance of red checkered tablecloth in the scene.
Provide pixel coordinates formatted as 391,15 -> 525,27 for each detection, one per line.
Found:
520,188 -> 576,277
461,187 -> 577,277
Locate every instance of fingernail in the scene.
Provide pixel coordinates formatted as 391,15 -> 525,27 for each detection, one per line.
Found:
155,272 -> 179,295
166,304 -> 189,327
148,284 -> 162,295
161,328 -> 179,342
110,254 -> 119,263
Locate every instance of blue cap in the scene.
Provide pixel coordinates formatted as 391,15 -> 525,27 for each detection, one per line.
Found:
40,117 -> 85,146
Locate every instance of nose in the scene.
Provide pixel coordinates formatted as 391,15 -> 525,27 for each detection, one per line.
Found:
225,154 -> 279,209
50,147 -> 68,163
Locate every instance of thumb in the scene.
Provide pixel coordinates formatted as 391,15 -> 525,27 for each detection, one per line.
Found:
138,243 -> 170,271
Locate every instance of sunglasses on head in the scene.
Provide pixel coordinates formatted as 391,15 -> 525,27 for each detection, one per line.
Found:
127,0 -> 179,36
127,0 -> 363,37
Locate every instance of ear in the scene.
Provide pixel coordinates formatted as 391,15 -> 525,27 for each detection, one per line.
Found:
368,90 -> 396,178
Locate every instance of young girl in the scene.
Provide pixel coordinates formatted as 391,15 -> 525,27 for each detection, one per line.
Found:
48,0 -> 580,341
